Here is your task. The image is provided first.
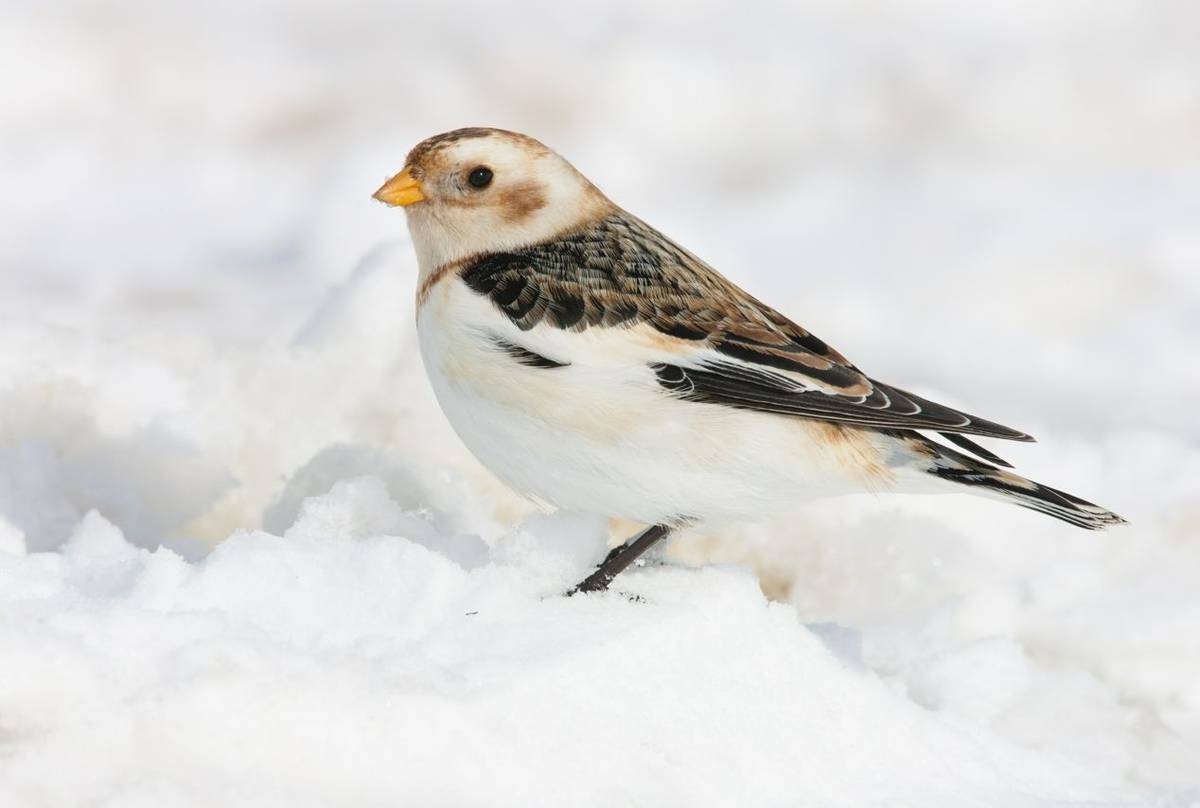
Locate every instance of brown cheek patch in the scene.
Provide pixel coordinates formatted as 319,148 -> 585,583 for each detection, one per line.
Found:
498,181 -> 548,223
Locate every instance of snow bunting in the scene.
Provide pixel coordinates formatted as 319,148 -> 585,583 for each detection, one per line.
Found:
373,127 -> 1125,592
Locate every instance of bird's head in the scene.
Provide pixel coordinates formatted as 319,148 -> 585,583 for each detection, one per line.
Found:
373,127 -> 611,273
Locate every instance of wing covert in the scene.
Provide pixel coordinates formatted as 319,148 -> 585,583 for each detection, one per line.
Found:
457,213 -> 1032,443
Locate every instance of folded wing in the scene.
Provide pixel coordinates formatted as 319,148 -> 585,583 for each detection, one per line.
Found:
458,212 -> 1033,448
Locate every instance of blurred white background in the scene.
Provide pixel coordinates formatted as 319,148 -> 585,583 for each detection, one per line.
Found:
6,1 -> 1199,393
2,0 -> 1199,802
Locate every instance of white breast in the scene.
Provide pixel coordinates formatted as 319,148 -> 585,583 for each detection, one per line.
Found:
416,278 -> 895,526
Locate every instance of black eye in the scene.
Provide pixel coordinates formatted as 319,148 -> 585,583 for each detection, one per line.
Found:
467,166 -> 493,189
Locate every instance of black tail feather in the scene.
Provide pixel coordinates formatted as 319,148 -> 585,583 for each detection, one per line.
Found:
937,432 -> 1014,468
931,464 -> 1126,531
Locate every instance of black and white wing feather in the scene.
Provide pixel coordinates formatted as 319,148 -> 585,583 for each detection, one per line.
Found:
459,212 -> 1033,448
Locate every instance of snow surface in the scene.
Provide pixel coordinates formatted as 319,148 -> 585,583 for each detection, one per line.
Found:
2,0 -> 1199,805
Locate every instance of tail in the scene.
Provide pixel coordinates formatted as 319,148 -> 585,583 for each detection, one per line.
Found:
901,434 -> 1127,530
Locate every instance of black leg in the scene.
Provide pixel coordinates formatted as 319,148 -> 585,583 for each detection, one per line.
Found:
596,541 -> 628,567
567,524 -> 673,595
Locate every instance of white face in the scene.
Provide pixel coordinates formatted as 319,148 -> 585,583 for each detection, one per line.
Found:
375,129 -> 611,277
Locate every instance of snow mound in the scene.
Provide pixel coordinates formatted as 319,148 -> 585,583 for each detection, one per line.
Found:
0,497 -> 1132,808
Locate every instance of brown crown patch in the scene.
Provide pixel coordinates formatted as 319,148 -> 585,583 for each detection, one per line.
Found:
405,127 -> 549,170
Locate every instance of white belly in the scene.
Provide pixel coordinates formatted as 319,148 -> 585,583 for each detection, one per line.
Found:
416,279 -> 894,525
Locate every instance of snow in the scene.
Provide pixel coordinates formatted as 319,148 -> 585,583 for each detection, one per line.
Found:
0,507 -> 1135,806
2,0 -> 1199,805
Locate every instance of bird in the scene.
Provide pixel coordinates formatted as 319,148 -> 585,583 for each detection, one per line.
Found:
372,127 -> 1125,593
